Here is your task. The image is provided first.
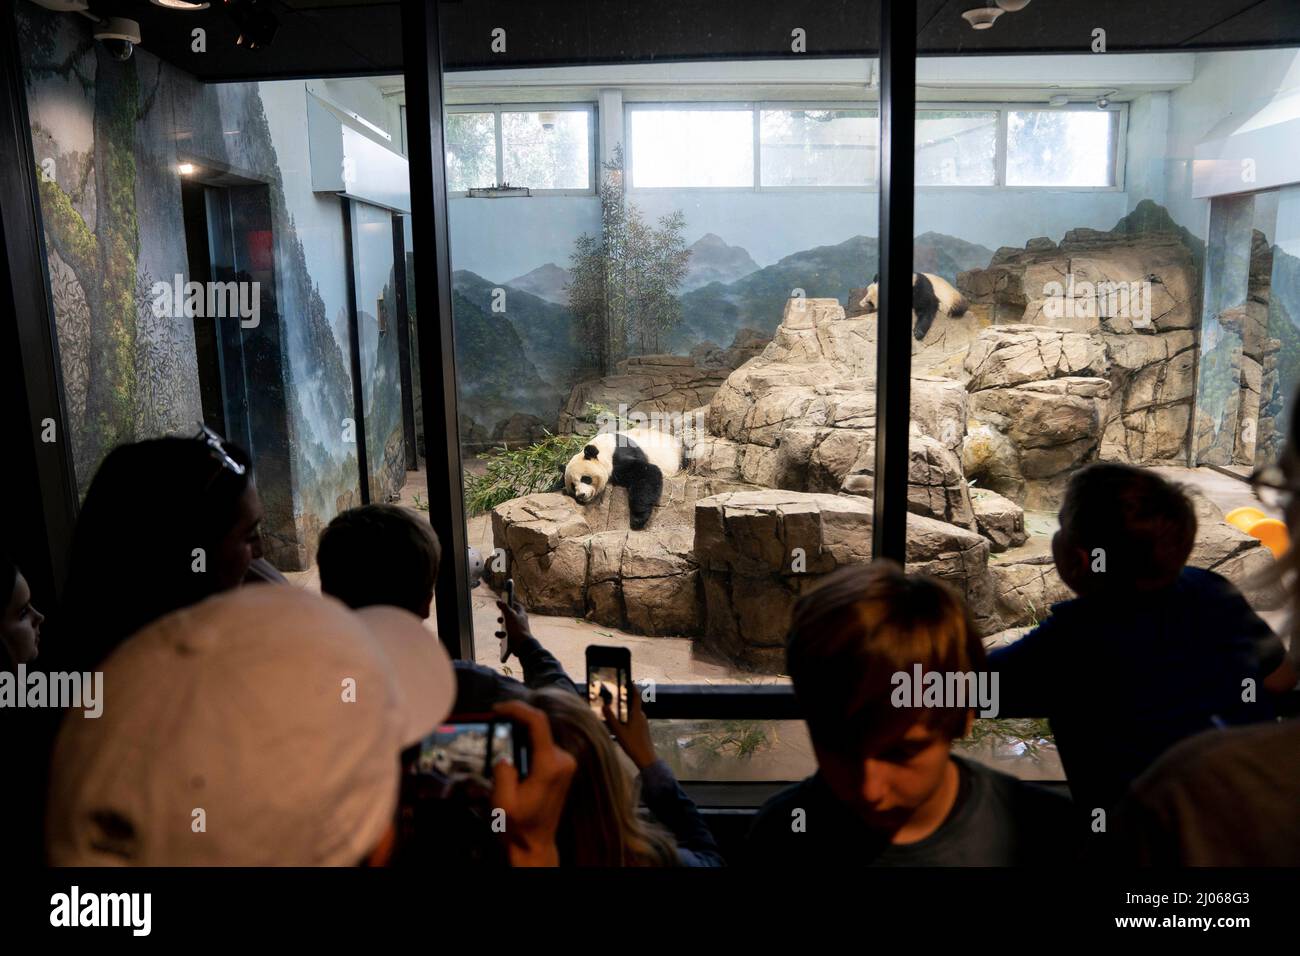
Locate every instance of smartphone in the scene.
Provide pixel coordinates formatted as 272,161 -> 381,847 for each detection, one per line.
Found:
586,645 -> 632,723
498,578 -> 515,664
409,714 -> 529,780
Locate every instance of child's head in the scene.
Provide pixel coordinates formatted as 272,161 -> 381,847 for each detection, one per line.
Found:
785,561 -> 982,831
1053,463 -> 1196,595
317,505 -> 442,619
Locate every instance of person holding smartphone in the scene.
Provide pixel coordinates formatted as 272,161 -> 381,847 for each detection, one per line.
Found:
524,663 -> 724,866
599,683 -> 725,867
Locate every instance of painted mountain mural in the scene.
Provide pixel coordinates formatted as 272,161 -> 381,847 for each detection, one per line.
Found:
451,232 -> 996,433
671,233 -> 994,349
453,270 -> 583,388
451,288 -> 565,435
504,262 -> 572,305
681,233 -> 760,291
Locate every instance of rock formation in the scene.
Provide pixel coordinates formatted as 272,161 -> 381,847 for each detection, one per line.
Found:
556,329 -> 769,434
488,226 -> 1278,672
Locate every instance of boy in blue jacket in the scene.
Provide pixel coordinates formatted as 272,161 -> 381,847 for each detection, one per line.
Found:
988,464 -> 1294,815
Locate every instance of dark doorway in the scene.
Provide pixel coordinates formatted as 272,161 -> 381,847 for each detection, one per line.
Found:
179,179 -> 257,453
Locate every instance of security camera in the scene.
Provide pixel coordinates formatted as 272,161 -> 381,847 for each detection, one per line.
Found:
94,17 -> 141,61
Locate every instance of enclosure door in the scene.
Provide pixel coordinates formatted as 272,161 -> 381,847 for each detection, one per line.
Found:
345,198 -> 409,504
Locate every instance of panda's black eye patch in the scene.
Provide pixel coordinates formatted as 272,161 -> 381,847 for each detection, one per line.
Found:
581,476 -> 593,484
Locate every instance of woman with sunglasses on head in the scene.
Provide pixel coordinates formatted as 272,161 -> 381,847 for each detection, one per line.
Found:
50,426 -> 265,673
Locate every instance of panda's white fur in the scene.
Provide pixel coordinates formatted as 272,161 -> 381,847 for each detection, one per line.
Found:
563,427 -> 683,529
860,272 -> 968,341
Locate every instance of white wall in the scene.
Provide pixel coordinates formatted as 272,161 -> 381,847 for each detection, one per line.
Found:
259,80 -> 352,344
440,53 -> 1193,283
1125,91 -> 1170,214
1165,48 -> 1300,239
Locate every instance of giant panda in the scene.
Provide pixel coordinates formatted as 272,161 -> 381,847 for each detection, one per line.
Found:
562,427 -> 683,530
860,272 -> 968,341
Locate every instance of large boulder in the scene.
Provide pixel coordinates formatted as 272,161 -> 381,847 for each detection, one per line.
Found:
689,328 -> 771,371
701,298 -> 974,525
970,487 -> 1027,552
694,490 -> 995,670
557,354 -> 730,434
491,412 -> 550,448
967,373 -> 1111,510
959,230 -> 1200,466
490,474 -> 757,635
986,554 -> 1073,633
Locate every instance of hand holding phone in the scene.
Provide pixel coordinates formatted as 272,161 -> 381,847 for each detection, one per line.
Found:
497,579 -> 516,663
490,700 -> 577,868
586,644 -> 631,723
601,680 -> 658,771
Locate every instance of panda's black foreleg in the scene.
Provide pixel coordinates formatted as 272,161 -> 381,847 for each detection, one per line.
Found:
913,303 -> 937,341
625,463 -> 663,530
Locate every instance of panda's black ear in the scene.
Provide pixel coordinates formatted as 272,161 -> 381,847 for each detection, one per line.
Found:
583,444 -> 600,461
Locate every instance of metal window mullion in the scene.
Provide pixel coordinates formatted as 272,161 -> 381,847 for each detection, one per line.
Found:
996,107 -> 1009,186
400,0 -> 473,662
872,0 -> 915,563
752,104 -> 761,191
494,107 -> 504,186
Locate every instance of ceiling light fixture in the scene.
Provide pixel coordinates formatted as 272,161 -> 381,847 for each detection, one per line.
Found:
962,5 -> 1004,30
150,0 -> 210,9
178,163 -> 196,175
996,0 -> 1033,11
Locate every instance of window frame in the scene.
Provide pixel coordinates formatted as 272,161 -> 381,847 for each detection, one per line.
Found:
920,100 -> 1128,192
756,102 -> 882,191
443,102 -> 597,197
624,100 -> 763,192
624,99 -> 1127,193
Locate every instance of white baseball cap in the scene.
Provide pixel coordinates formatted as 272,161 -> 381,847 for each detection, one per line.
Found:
47,585 -> 455,866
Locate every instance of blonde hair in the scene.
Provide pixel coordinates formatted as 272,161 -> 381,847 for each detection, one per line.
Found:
527,687 -> 680,867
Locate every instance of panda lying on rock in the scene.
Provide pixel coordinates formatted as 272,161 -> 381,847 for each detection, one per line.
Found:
860,272 -> 968,341
562,427 -> 683,530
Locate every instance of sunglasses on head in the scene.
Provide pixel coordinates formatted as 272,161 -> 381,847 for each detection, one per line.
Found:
193,423 -> 246,484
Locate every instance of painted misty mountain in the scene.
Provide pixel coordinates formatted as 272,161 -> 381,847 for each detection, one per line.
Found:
681,233 -> 760,291
451,232 -> 993,433
453,270 -> 583,388
504,262 -> 572,305
672,232 -> 993,349
451,287 -> 565,435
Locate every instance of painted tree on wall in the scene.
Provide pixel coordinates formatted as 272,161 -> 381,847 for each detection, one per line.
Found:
23,16 -> 152,486
567,146 -> 690,375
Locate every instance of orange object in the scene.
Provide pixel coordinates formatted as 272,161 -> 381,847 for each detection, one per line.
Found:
1247,518 -> 1290,559
1225,507 -> 1267,533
